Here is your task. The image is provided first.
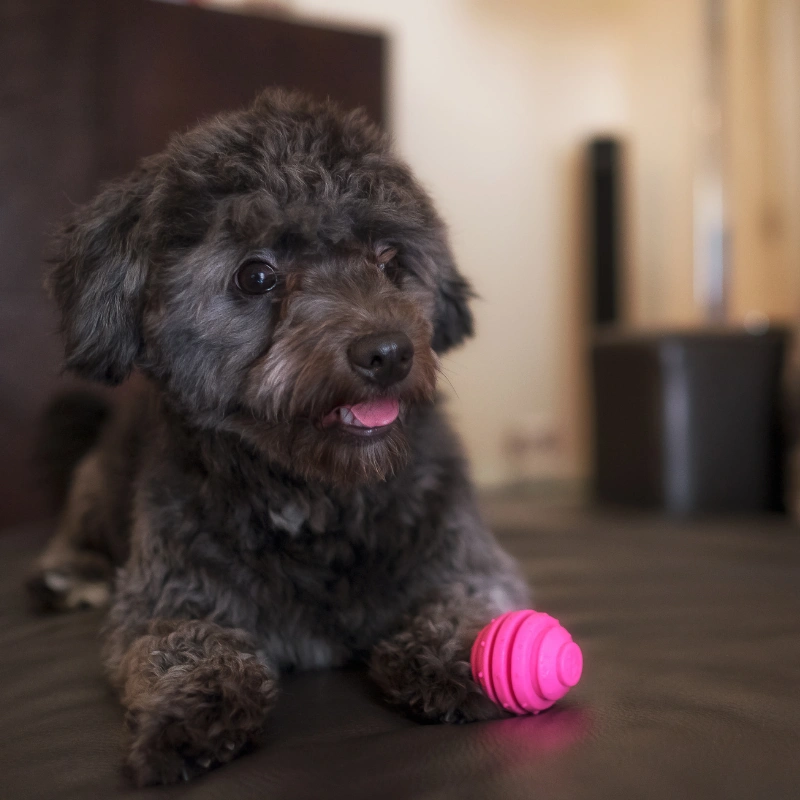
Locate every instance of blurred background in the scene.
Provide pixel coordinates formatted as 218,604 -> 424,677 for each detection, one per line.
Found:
1,0 -> 799,527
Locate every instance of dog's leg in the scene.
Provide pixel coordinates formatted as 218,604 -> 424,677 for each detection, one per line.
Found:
369,594 -> 513,724
108,619 -> 278,787
27,450 -> 115,611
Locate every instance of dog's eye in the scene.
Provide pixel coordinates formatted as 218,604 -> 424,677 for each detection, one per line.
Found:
235,260 -> 278,295
376,247 -> 398,272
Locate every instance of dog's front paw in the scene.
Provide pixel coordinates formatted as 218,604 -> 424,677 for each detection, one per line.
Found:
370,615 -> 508,724
123,652 -> 277,786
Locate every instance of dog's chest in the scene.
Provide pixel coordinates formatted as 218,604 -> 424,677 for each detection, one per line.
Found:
267,497 -> 327,537
262,516 -> 413,607
244,493 -> 423,650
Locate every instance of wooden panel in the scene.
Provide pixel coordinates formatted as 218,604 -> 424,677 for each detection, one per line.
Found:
0,0 -> 100,526
97,0 -> 386,179
0,0 -> 99,294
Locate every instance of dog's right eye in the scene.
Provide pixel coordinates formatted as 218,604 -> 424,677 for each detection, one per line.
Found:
235,260 -> 279,295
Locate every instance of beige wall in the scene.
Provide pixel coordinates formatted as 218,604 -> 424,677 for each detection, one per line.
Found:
726,0 -> 800,324
622,0 -> 703,327
204,0 -> 800,487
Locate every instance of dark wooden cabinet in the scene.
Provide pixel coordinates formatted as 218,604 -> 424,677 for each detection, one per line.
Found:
96,1 -> 385,181
0,0 -> 385,526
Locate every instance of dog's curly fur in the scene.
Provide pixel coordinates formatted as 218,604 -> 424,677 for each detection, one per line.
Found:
29,89 -> 530,786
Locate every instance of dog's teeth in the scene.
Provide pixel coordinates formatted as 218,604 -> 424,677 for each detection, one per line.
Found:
328,406 -> 367,428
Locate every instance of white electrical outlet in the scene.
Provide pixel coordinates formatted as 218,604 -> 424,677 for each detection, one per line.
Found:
505,414 -> 562,457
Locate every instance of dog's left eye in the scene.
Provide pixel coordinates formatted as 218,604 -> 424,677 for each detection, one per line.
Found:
376,247 -> 398,272
235,260 -> 279,295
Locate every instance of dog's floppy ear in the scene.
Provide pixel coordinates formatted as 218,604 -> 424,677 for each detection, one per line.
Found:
47,167 -> 154,385
430,238 -> 475,354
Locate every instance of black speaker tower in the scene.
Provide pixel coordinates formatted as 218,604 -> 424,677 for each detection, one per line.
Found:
588,138 -> 622,326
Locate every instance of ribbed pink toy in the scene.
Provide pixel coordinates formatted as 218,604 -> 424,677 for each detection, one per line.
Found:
470,610 -> 583,715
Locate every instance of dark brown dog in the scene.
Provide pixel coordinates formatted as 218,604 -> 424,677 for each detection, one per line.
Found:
30,89 -> 530,786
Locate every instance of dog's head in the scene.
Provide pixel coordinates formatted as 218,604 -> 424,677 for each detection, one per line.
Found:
48,89 -> 473,485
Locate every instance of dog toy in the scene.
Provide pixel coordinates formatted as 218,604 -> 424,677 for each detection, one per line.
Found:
470,610 -> 583,715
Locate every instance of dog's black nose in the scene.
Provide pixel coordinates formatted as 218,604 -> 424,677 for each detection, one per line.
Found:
348,332 -> 414,387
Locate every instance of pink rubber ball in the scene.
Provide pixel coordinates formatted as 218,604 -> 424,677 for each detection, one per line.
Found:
470,610 -> 583,715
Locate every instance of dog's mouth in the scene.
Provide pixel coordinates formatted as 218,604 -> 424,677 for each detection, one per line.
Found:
320,397 -> 400,438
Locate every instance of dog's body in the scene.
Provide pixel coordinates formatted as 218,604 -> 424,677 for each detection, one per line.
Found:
31,90 -> 529,786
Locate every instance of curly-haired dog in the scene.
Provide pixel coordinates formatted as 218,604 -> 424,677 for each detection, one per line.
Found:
29,89 -> 530,786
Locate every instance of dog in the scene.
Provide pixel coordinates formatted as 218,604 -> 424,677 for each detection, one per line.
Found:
29,89 -> 530,786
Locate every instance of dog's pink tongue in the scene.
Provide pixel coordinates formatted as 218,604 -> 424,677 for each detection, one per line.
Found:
349,397 -> 400,427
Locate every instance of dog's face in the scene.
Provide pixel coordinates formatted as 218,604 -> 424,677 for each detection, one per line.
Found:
48,90 -> 473,485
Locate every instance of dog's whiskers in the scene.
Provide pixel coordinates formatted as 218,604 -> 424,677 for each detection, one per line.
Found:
435,365 -> 460,399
